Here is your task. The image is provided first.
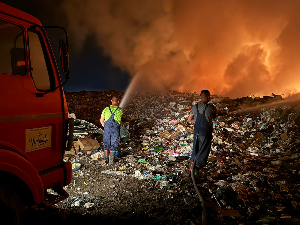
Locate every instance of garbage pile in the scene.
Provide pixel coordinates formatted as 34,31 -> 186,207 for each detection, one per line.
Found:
203,105 -> 300,223
71,117 -> 103,139
59,91 -> 300,224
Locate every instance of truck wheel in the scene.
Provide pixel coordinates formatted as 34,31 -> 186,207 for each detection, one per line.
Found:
0,183 -> 23,225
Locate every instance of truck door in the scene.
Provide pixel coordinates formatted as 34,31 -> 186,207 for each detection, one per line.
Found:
0,18 -> 65,171
25,28 -> 65,170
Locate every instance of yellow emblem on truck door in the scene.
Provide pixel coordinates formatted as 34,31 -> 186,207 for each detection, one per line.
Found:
26,126 -> 52,152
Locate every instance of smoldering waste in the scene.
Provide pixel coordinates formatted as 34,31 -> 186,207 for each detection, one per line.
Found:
32,91 -> 300,224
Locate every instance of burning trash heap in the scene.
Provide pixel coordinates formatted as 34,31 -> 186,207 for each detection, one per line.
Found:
55,91 -> 300,224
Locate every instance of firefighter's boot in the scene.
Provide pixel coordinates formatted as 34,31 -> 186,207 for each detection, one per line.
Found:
109,151 -> 116,165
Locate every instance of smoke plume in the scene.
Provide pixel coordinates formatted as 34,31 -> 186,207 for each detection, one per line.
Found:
61,0 -> 300,97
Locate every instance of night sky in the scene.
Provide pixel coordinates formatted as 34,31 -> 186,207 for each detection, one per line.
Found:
1,0 -> 130,92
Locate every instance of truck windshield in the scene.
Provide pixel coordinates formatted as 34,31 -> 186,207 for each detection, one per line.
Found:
0,20 -> 26,75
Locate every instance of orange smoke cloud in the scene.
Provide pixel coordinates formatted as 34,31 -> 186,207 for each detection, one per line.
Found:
61,0 -> 300,97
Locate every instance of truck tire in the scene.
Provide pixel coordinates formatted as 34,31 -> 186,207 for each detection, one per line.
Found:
0,183 -> 23,225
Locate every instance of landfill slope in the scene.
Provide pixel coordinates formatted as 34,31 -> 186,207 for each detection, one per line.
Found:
24,91 -> 300,225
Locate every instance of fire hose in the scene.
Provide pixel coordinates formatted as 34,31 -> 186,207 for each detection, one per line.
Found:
191,135 -> 207,225
191,159 -> 206,225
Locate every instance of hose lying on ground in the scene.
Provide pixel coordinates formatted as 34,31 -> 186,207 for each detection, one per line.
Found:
191,159 -> 206,225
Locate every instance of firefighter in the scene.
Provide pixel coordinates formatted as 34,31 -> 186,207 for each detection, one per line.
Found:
187,90 -> 227,175
100,96 -> 123,165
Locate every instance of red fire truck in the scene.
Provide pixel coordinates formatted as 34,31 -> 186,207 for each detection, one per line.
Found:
0,3 -> 73,224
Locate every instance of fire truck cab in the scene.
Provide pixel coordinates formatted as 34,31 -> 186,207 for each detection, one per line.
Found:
0,3 -> 73,223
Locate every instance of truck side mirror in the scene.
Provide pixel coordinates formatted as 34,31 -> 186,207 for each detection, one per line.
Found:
10,48 -> 26,75
59,39 -> 69,80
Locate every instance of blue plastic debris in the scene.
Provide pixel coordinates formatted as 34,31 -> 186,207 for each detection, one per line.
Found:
142,171 -> 149,176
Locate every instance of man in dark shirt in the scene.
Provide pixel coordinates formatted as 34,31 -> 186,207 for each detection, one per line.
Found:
188,90 -> 227,175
